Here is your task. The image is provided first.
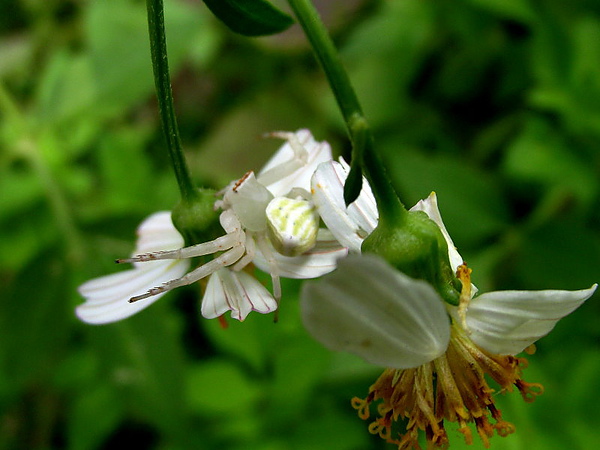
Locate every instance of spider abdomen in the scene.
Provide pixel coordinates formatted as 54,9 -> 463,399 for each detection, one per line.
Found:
266,197 -> 319,257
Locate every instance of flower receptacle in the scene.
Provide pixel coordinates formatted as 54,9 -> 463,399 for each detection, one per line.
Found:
172,188 -> 221,245
362,210 -> 460,306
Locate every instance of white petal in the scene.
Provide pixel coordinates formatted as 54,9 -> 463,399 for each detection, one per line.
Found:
253,229 -> 348,278
258,129 -> 333,197
337,158 -> 378,234
465,284 -> 598,355
311,160 -> 378,253
134,211 -> 185,256
201,268 -> 277,321
200,273 -> 230,319
301,254 -> 450,369
76,212 -> 188,324
410,192 -> 463,271
76,259 -> 190,324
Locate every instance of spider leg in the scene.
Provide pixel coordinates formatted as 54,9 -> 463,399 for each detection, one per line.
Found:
268,131 -> 309,162
118,233 -> 239,263
257,132 -> 309,186
128,244 -> 246,303
232,233 -> 255,271
255,234 -> 281,303
219,209 -> 244,234
285,187 -> 313,202
119,210 -> 244,264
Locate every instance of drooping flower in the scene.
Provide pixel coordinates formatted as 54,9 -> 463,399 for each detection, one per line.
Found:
301,193 -> 597,449
77,130 -> 348,324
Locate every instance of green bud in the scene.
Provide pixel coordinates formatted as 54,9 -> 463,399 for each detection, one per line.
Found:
361,211 -> 461,306
172,188 -> 221,246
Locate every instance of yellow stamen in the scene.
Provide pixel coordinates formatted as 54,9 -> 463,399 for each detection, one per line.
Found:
351,324 -> 544,449
456,263 -> 472,333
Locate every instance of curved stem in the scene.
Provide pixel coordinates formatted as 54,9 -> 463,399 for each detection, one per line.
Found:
146,0 -> 197,203
287,0 -> 406,224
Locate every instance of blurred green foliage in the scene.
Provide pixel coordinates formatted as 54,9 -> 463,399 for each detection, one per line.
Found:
1,0 -> 599,449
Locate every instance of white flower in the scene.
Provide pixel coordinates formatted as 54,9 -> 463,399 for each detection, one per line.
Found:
76,212 -> 189,324
300,192 -> 597,448
302,191 -> 597,364
77,130 -> 348,324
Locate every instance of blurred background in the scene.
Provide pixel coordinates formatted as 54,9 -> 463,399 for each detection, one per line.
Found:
1,0 -> 599,448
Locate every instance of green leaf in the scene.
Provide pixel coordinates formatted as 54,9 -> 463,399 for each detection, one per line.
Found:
529,15 -> 600,137
266,337 -> 329,424
34,0 -> 213,125
201,300 -> 276,372
87,0 -> 206,117
341,0 -> 434,129
187,359 -> 261,415
0,249 -> 73,386
67,382 -> 123,450
86,305 -> 190,438
464,0 -> 536,23
202,0 -> 294,36
34,51 -> 95,126
515,219 -> 600,291
0,169 -> 44,221
290,400 -> 370,450
96,128 -> 154,213
502,118 -> 598,209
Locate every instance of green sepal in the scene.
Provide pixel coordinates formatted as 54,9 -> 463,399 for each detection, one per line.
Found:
172,188 -> 222,246
362,210 -> 461,306
201,0 -> 294,37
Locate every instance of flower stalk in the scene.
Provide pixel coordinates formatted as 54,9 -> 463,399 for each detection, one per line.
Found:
146,0 -> 198,204
287,0 -> 406,225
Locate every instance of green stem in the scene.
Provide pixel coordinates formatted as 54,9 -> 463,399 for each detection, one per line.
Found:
146,0 -> 197,203
287,0 -> 406,223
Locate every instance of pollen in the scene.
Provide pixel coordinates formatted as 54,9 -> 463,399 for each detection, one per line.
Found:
351,324 -> 544,450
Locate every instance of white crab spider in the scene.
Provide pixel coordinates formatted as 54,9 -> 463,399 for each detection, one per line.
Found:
117,129 -> 346,308
124,174 -> 321,305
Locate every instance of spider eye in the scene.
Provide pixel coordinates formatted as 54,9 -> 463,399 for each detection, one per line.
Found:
266,197 -> 319,257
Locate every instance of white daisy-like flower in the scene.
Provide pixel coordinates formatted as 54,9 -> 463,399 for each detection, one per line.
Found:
77,130 -> 348,324
300,192 -> 597,449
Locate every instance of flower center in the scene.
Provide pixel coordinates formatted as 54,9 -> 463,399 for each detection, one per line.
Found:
351,325 -> 544,449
